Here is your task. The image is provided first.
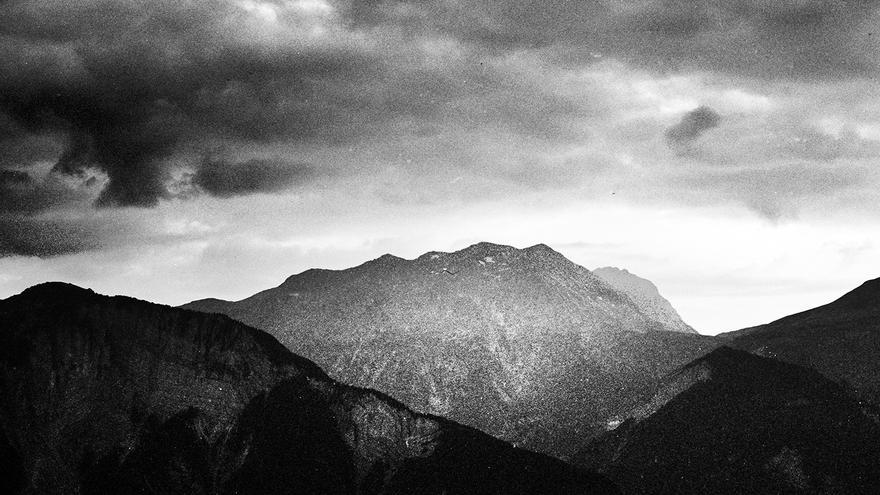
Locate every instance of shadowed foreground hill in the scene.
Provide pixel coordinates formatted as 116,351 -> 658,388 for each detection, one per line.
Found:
575,347 -> 880,495
0,283 -> 617,495
722,277 -> 880,405
184,242 -> 717,457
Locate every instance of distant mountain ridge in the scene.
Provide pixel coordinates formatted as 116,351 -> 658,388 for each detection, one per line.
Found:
189,242 -> 692,340
592,267 -> 695,334
184,242 -> 717,458
0,282 -> 617,494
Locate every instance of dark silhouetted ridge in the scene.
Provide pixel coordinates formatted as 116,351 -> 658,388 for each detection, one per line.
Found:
827,276 -> 880,311
721,276 -> 880,405
577,345 -> 880,494
16,281 -> 95,300
1,283 -> 617,494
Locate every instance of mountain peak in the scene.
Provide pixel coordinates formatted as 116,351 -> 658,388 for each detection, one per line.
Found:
459,241 -> 518,256
11,282 -> 95,302
451,242 -> 572,265
593,267 -> 656,291
372,253 -> 405,264
593,267 -> 696,334
525,243 -> 553,251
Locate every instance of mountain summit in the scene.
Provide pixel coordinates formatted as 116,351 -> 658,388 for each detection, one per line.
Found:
188,242 -> 685,347
184,242 -> 717,457
592,267 -> 695,334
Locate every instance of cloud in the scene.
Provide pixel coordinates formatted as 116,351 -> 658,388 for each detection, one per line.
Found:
1,0 -> 879,261
0,167 -> 100,214
193,157 -> 313,198
670,163 -> 869,220
1,0 -> 873,212
776,127 -> 880,162
0,217 -> 102,257
0,0 -> 380,208
345,0 -> 880,79
665,106 -> 722,145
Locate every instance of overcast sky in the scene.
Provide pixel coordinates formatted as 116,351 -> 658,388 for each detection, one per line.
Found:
2,0 -> 880,334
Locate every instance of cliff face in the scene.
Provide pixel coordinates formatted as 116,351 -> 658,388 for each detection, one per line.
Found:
575,347 -> 880,495
0,283 -> 617,495
184,243 -> 717,458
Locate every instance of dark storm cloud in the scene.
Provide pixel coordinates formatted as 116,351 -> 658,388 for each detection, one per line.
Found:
1,0 -> 602,214
193,158 -> 313,198
666,106 -> 722,145
0,112 -> 65,169
0,0 -> 380,208
1,0 -> 878,259
0,165 -> 105,256
0,217 -> 102,257
1,0 -> 872,213
0,167 -> 94,214
344,0 -> 880,79
608,0 -> 878,78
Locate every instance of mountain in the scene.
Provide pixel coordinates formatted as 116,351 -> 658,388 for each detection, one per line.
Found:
0,283 -> 618,495
183,242 -> 719,457
721,277 -> 880,405
592,267 -> 695,334
185,242 -> 679,343
575,347 -> 880,494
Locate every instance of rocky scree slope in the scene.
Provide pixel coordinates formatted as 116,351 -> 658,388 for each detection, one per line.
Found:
184,243 -> 718,458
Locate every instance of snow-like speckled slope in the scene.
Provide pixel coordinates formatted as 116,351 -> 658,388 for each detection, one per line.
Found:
184,242 -> 718,458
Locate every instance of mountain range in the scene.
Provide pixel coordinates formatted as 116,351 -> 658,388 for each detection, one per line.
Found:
184,242 -> 715,457
0,283 -> 617,494
575,277 -> 880,494
5,242 -> 879,494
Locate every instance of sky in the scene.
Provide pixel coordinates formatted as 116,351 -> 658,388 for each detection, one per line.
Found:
1,0 -> 880,334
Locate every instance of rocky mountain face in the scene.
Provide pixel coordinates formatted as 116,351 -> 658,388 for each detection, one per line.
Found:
592,267 -> 695,334
0,283 -> 618,495
721,277 -> 880,405
575,347 -> 880,494
184,242 -> 718,458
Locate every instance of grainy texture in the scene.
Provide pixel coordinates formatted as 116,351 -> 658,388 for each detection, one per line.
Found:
576,347 -> 880,495
592,267 -> 695,334
722,277 -> 880,404
184,242 -> 719,458
0,283 -> 618,495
